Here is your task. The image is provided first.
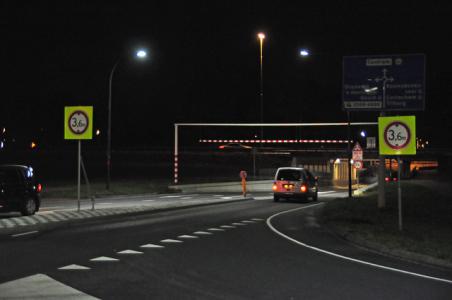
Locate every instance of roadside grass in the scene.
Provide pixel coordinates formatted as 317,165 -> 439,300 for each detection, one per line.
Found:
322,181 -> 452,264
41,179 -> 173,199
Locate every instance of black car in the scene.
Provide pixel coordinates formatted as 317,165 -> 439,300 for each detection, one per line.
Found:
0,165 -> 42,216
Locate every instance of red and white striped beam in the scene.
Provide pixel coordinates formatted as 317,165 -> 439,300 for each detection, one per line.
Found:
198,139 -> 353,144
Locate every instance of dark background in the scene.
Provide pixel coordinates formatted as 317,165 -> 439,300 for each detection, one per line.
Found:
2,1 -> 452,150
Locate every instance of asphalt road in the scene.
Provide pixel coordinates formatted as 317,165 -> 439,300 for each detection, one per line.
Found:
0,193 -> 451,299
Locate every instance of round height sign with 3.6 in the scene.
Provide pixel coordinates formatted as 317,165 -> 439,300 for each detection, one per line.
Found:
384,121 -> 411,150
378,116 -> 416,155
64,106 -> 93,140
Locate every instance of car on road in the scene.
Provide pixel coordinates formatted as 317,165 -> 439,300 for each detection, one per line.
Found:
0,165 -> 42,215
272,167 -> 318,202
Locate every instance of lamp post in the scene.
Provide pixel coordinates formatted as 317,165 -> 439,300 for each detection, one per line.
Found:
257,33 -> 265,140
106,49 -> 147,190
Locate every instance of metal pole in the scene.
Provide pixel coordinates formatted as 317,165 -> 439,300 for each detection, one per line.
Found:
347,111 -> 352,198
398,156 -> 403,231
106,60 -> 119,191
259,38 -> 264,140
77,140 -> 81,212
174,124 -> 179,184
80,156 -> 94,210
378,115 -> 386,209
252,148 -> 256,179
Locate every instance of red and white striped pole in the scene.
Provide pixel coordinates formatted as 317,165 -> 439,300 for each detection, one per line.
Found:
174,124 -> 179,184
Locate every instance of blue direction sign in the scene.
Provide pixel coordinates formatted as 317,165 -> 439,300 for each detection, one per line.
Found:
343,54 -> 425,111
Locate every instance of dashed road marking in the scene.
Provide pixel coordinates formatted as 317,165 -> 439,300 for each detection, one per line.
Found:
220,225 -> 235,229
160,239 -> 183,243
193,231 -> 212,235
142,200 -> 156,202
12,231 -> 38,238
178,235 -> 198,239
181,197 -> 193,200
117,249 -> 143,255
221,197 -> 233,200
242,220 -> 256,224
208,228 -> 225,232
232,222 -> 246,226
58,264 -> 91,270
140,243 -> 164,249
319,191 -> 336,194
252,218 -> 264,221
90,256 -> 119,262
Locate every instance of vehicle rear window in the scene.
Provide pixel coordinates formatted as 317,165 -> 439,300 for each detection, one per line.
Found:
276,169 -> 304,181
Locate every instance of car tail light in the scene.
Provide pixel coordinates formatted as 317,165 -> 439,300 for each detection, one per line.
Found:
300,184 -> 307,193
393,177 -> 398,182
36,183 -> 42,193
385,177 -> 390,182
272,183 -> 278,191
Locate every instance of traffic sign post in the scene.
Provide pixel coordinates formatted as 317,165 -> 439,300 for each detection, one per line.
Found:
379,115 -> 416,231
65,106 -> 93,211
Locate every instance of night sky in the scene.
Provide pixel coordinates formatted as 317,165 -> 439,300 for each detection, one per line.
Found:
3,1 -> 452,149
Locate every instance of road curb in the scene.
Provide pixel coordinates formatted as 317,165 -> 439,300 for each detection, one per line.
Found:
0,196 -> 253,235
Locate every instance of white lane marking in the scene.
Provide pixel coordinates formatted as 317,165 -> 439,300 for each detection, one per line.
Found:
232,222 -> 246,226
208,228 -> 225,232
39,206 -> 64,210
266,204 -> 452,285
12,231 -> 39,238
221,197 -> 233,200
213,195 -> 224,197
193,231 -> 212,235
252,218 -> 264,221
220,225 -> 235,229
142,199 -> 156,202
160,239 -> 183,243
178,235 -> 199,239
97,202 -> 114,205
90,256 -> 119,262
159,195 -> 181,198
242,220 -> 256,223
58,264 -> 91,270
318,191 -> 336,194
181,197 -> 193,200
0,274 -> 99,299
253,196 -> 272,200
117,249 -> 143,255
140,243 -> 164,249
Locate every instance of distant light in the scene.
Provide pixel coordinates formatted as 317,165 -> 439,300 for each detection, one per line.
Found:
364,87 -> 378,93
136,50 -> 147,58
299,49 -> 309,57
360,131 -> 366,137
0,141 -> 3,149
257,33 -> 265,40
30,142 -> 37,149
96,129 -> 101,136
1,128 -> 5,134
335,158 -> 341,164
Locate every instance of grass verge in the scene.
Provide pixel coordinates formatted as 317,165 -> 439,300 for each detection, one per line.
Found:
321,180 -> 452,265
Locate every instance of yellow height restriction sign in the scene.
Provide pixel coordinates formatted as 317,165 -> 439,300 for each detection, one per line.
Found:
64,106 -> 93,140
378,116 -> 416,155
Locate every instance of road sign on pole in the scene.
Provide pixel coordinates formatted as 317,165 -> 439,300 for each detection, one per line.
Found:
352,142 -> 363,161
64,106 -> 93,212
379,116 -> 416,155
343,54 -> 425,111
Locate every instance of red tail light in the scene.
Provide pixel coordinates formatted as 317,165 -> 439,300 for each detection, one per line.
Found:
300,185 -> 307,193
393,177 -> 398,182
36,183 -> 42,193
272,183 -> 278,191
385,177 -> 390,182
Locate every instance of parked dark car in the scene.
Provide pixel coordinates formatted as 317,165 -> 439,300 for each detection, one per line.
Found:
272,167 -> 318,202
0,165 -> 42,215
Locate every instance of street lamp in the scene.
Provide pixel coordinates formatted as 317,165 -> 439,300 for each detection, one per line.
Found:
299,49 -> 309,57
106,48 -> 148,190
257,32 -> 265,139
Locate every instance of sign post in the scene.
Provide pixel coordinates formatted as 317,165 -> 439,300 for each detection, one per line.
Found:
65,106 -> 93,211
352,142 -> 363,190
378,115 -> 416,231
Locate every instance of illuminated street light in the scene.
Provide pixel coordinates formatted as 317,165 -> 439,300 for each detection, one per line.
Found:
360,130 -> 366,137
107,48 -> 148,190
257,32 -> 265,139
299,49 -> 309,57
